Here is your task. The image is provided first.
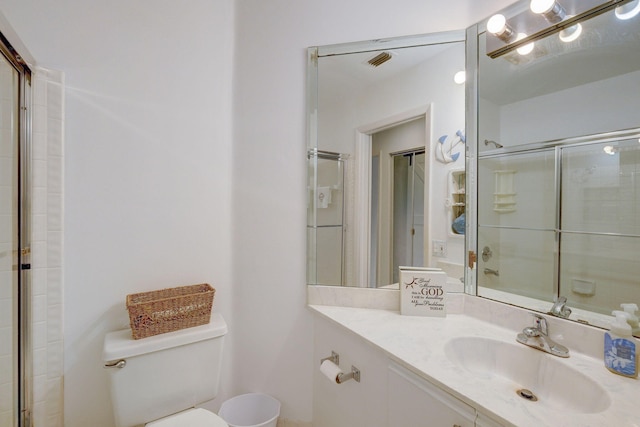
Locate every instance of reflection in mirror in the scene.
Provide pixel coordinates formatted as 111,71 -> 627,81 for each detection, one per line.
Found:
391,150 -> 426,285
371,121 -> 428,287
308,32 -> 467,289
478,0 -> 640,150
469,0 -> 640,333
477,149 -> 556,303
307,151 -> 347,286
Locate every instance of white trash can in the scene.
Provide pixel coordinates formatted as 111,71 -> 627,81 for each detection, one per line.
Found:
218,393 -> 280,427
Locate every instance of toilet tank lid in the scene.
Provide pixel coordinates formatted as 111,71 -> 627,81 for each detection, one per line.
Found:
103,313 -> 227,361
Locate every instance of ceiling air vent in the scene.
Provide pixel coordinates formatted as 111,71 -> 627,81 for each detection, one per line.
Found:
367,52 -> 393,67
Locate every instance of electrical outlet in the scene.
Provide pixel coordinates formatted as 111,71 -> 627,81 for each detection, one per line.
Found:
432,240 -> 447,257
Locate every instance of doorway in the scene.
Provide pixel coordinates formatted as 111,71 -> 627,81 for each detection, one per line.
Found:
369,116 -> 428,286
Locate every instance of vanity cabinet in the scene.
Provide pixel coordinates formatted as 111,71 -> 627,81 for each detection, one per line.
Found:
388,363 -> 475,427
313,314 -> 389,427
313,314 -> 506,427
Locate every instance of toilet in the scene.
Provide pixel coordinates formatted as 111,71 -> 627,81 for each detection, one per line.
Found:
103,313 -> 229,427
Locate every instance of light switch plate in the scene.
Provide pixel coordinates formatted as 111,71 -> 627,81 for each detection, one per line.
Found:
432,240 -> 447,257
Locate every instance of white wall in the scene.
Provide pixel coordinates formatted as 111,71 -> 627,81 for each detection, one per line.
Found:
0,1 -> 235,426
0,0 -> 518,425
482,69 -> 640,148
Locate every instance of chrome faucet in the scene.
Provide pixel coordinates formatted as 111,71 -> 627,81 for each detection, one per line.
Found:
549,296 -> 572,318
516,314 -> 570,358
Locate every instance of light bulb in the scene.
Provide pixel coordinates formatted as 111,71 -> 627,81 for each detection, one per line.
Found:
530,0 -> 566,23
516,34 -> 535,55
487,14 -> 507,35
530,0 -> 556,14
487,14 -> 517,43
559,23 -> 582,42
603,145 -> 617,155
615,0 -> 640,20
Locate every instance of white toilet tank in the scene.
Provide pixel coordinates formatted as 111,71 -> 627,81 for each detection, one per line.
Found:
103,313 -> 227,427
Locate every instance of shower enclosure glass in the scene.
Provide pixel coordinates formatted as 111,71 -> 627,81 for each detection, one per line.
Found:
0,47 -> 20,427
307,150 -> 347,285
476,132 -> 640,319
0,33 -> 32,427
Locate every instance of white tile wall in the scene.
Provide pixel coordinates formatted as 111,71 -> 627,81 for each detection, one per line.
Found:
31,67 -> 64,427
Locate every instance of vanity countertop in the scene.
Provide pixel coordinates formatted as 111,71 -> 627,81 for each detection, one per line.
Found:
309,298 -> 640,427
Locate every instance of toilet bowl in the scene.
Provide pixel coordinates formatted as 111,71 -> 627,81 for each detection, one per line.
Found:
146,408 -> 228,427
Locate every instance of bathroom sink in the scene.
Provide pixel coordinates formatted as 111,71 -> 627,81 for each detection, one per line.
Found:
444,336 -> 611,414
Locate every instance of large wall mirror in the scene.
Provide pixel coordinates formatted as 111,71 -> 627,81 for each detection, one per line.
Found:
307,32 -> 467,289
307,0 -> 640,334
468,0 -> 640,332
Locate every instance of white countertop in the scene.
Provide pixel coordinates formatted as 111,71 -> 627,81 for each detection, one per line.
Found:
309,298 -> 640,427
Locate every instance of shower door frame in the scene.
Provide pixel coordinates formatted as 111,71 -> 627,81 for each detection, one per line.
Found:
0,30 -> 33,427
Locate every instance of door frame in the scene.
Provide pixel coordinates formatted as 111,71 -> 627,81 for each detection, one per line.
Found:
354,104 -> 433,287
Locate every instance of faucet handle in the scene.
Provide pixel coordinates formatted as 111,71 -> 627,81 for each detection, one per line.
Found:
531,313 -> 548,335
550,296 -> 572,318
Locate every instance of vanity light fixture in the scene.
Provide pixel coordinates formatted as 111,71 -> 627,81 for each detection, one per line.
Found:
603,145 -> 618,155
530,0 -> 567,23
453,71 -> 466,84
487,14 -> 518,43
615,0 -> 640,20
487,0 -> 634,58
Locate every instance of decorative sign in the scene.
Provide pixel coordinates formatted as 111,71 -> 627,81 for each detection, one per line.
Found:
399,267 -> 447,317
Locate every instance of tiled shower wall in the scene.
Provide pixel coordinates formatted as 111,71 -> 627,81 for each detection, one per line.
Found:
31,67 -> 64,427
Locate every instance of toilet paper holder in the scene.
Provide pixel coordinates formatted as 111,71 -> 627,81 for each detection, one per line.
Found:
320,351 -> 361,383
320,351 -> 339,366
337,365 -> 360,384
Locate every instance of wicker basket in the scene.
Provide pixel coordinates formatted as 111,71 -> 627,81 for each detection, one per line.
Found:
126,283 -> 215,339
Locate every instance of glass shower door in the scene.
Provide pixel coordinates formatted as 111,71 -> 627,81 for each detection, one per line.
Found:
0,49 -> 20,427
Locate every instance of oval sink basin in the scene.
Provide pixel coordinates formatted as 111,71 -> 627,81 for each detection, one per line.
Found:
444,336 -> 611,414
